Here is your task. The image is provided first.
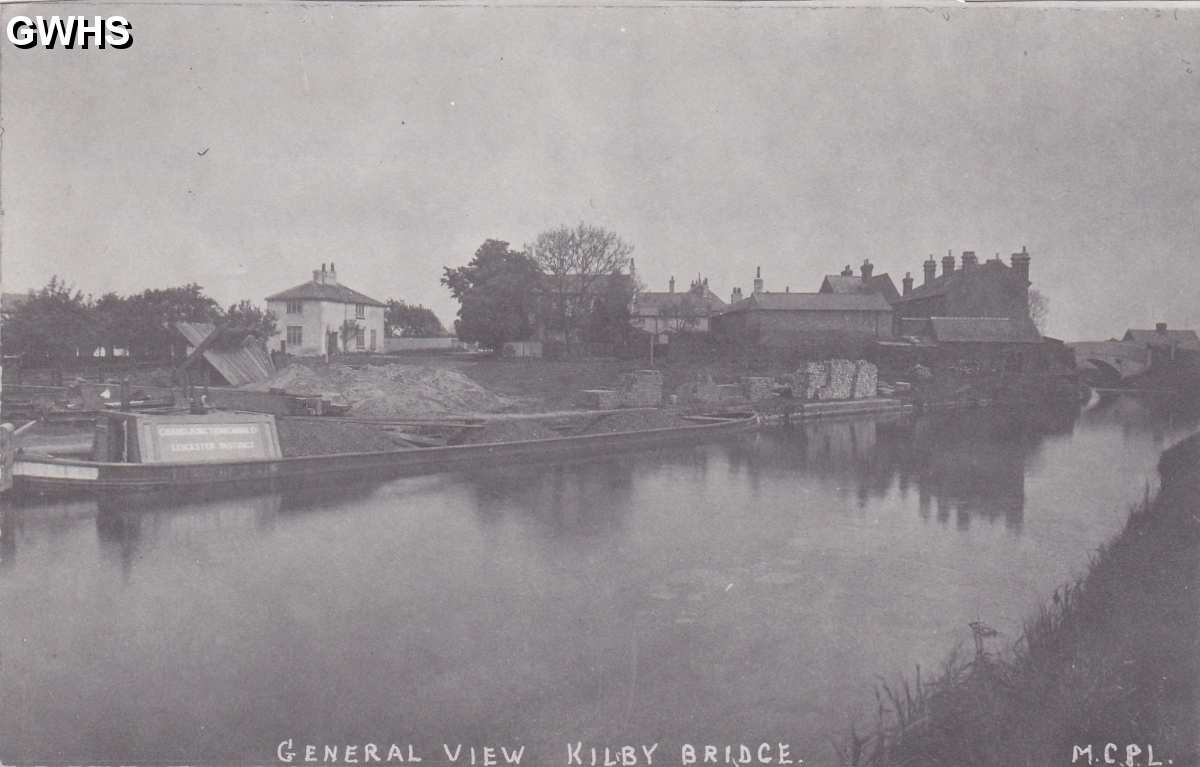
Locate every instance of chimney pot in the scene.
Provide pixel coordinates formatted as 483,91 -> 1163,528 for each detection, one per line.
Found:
1156,322 -> 1168,333
923,255 -> 937,286
902,272 -> 914,296
941,253 -> 956,277
841,265 -> 853,277
1010,247 -> 1032,285
861,259 -> 874,282
961,251 -> 978,271
669,276 -> 675,293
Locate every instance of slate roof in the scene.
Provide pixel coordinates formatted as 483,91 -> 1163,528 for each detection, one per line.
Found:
722,291 -> 893,314
819,274 -> 901,303
1122,328 -> 1200,351
266,281 -> 386,307
175,322 -> 276,386
819,275 -> 863,294
633,288 -> 727,315
928,316 -> 1042,344
893,259 -> 1012,304
1070,341 -> 1149,365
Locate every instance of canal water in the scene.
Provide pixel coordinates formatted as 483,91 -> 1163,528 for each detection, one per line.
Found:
0,395 -> 1195,766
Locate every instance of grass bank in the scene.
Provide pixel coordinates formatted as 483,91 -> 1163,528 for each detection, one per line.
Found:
840,433 -> 1200,767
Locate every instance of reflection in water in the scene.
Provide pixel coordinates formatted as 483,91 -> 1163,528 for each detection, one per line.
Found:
725,405 -> 1084,533
0,396 -> 1196,765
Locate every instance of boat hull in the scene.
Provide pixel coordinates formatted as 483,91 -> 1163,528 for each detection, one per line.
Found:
11,414 -> 758,496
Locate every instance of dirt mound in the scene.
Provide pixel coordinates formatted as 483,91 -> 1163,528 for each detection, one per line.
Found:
247,363 -> 513,417
275,418 -> 407,457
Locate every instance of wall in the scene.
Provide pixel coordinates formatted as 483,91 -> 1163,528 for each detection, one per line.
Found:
631,314 -> 712,335
384,337 -> 465,353
269,300 -> 385,356
726,309 -> 894,344
945,269 -> 1029,320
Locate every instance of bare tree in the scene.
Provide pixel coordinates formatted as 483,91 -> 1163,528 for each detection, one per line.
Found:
1028,288 -> 1050,333
530,222 -> 634,343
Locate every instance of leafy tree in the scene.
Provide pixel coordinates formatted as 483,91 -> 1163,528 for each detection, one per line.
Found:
582,270 -> 637,345
529,222 -> 634,343
384,300 -> 446,337
225,300 -> 278,340
124,283 -> 222,360
92,291 -> 135,358
442,239 -> 541,353
2,277 -> 95,365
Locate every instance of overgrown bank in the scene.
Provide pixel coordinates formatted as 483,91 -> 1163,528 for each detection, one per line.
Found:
841,433 -> 1200,767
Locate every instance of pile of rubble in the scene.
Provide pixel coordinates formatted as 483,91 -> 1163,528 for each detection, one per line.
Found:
247,363 -> 513,417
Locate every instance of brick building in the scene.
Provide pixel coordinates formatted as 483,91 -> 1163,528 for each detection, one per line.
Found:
892,247 -> 1034,332
712,266 -> 894,346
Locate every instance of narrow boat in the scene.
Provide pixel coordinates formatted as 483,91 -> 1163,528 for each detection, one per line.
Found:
10,409 -> 758,496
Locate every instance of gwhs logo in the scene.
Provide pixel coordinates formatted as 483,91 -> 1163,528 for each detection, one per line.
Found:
6,16 -> 133,49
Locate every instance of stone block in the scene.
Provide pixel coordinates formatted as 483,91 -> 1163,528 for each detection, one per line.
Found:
618,369 -> 663,407
816,359 -> 856,401
579,389 -> 619,409
851,360 -> 878,399
740,376 -> 775,401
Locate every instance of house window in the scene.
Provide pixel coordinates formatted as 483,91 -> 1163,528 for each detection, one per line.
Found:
356,303 -> 366,319
287,300 -> 303,315
355,327 -> 365,350
287,326 -> 303,346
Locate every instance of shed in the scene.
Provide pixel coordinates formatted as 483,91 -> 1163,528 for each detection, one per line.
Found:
175,322 -> 276,387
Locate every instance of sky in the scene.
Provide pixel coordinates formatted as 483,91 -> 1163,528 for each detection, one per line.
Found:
2,2 -> 1198,341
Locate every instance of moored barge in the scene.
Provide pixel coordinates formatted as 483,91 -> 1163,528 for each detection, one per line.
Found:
10,409 -> 758,496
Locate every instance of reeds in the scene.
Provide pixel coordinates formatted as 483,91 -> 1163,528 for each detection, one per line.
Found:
835,491 -> 1169,767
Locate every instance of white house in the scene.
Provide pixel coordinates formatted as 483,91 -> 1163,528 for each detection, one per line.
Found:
266,263 -> 386,356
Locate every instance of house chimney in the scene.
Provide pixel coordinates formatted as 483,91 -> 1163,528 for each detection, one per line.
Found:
785,285 -> 790,293
753,266 -> 764,295
731,286 -> 743,303
961,251 -> 978,271
942,251 -> 956,277
923,255 -> 937,286
669,276 -> 675,293
629,257 -> 636,276
841,265 -> 853,277
902,272 -> 914,296
1156,322 -> 1168,334
1010,245 -> 1031,285
861,259 -> 874,283
325,262 -> 338,285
